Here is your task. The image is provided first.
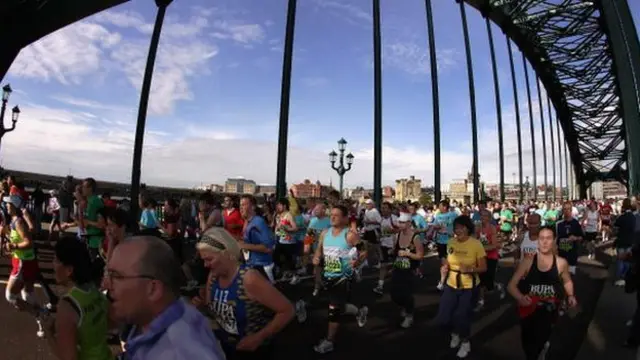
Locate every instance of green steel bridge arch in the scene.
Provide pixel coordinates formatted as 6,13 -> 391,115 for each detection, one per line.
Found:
0,0 -> 638,199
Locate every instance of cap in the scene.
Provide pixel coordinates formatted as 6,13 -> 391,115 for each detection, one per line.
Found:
364,199 -> 374,205
196,227 -> 241,260
398,212 -> 412,222
3,195 -> 22,208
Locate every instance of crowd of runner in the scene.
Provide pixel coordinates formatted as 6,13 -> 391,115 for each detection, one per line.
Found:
0,173 -> 639,360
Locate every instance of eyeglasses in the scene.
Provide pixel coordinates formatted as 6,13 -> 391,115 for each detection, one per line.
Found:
104,269 -> 155,283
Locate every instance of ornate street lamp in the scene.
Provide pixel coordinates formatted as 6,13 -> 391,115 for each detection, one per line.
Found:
329,138 -> 354,197
0,84 -> 21,153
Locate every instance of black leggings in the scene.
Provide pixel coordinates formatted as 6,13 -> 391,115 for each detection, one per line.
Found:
390,269 -> 414,314
274,243 -> 298,272
520,307 -> 557,360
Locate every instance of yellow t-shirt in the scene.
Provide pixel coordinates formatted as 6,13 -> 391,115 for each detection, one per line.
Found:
446,237 -> 486,289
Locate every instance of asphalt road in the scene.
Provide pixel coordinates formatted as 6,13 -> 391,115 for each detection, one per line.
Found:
0,237 -> 612,360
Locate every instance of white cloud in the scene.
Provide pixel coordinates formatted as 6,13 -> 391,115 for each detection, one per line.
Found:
8,9 -> 218,116
9,22 -> 121,85
211,21 -> 266,44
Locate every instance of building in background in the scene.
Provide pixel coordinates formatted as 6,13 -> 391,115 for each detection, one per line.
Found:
395,176 -> 422,202
225,177 -> 257,194
194,184 -> 224,192
382,186 -> 395,201
443,169 -> 485,204
290,179 -> 333,199
348,187 -> 372,201
256,184 -> 277,197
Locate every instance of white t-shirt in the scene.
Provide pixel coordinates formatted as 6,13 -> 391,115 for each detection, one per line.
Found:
363,208 -> 382,231
520,231 -> 538,260
380,214 -> 397,248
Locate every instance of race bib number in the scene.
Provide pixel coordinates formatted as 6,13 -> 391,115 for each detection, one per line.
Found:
558,238 -> 573,252
522,246 -> 537,257
325,255 -> 342,274
479,233 -> 489,246
393,256 -> 411,269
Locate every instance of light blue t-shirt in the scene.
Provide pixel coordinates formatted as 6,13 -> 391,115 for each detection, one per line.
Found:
140,209 -> 158,229
308,216 -> 331,232
412,214 -> 428,240
434,211 -> 457,245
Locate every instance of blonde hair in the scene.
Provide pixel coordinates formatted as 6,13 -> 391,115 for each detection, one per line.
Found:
196,227 -> 241,260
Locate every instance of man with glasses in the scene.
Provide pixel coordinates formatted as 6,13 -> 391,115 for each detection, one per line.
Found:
104,236 -> 225,359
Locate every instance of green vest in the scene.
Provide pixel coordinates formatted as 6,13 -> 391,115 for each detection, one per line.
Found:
64,286 -> 112,360
10,227 -> 35,260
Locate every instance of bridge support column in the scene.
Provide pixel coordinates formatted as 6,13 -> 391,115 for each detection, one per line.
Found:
485,18 -> 505,202
599,0 -> 640,196
507,39 -> 524,202
130,0 -> 172,228
556,119 -> 564,201
425,0 -> 441,204
372,0 -> 383,208
275,0 -> 298,201
547,96 -> 557,202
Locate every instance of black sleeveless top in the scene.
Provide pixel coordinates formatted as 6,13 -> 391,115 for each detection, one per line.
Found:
392,232 -> 420,270
517,254 -> 563,317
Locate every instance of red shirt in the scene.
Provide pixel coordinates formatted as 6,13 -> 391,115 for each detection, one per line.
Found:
223,208 -> 244,239
10,185 -> 29,201
103,199 -> 117,208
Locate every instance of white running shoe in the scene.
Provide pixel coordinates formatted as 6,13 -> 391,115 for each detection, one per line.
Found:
289,275 -> 301,286
356,306 -> 368,327
538,341 -> 550,360
400,315 -> 413,329
456,341 -> 471,358
450,333 -> 461,349
314,339 -> 334,354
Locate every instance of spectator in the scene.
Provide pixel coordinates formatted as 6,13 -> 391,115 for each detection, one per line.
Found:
104,236 -> 225,360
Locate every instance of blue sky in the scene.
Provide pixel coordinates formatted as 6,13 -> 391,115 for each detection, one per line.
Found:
3,0 -> 639,189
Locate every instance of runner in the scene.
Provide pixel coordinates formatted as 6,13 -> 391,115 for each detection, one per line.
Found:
389,213 -> 423,328
238,194 -> 276,284
306,203 -> 331,297
43,236 -> 112,359
373,201 -> 398,295
600,199 -> 613,243
556,201 -> 583,275
312,205 -> 368,354
197,227 -> 294,360
581,201 -> 600,260
507,225 -> 578,360
274,198 -> 298,283
516,213 -> 542,266
1,195 -> 42,334
434,200 -> 456,291
475,209 -> 504,311
435,215 -> 487,358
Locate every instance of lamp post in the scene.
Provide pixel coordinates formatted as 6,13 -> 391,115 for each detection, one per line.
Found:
329,138 -> 354,198
0,84 -> 21,153
525,176 -> 531,202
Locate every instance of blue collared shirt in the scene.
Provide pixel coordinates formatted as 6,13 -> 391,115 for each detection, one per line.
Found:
124,299 -> 225,360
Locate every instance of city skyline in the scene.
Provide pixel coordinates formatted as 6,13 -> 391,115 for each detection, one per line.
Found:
2,0 -> 639,189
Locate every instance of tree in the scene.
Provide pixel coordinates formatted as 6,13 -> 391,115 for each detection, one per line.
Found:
418,193 -> 432,206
